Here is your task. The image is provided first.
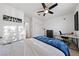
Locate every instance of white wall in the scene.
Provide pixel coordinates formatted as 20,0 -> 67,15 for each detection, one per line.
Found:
31,17 -> 43,37
72,4 -> 79,46
24,15 -> 31,38
44,14 -> 74,35
0,4 -> 24,37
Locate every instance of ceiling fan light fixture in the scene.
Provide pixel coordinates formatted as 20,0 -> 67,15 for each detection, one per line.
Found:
44,10 -> 48,13
37,3 -> 58,16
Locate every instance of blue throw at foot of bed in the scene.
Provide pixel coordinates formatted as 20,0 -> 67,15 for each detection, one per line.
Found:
33,36 -> 70,56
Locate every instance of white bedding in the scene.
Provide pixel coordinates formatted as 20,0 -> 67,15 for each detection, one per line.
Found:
0,40 -> 24,56
0,38 -> 65,56
24,38 -> 65,56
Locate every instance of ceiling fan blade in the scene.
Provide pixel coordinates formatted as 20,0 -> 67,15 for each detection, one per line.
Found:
48,11 -> 53,14
37,11 -> 44,13
42,3 -> 46,9
49,3 -> 58,10
43,13 -> 46,16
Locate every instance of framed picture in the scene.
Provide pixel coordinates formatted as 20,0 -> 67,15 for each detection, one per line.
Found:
3,15 -> 22,23
3,15 -> 9,21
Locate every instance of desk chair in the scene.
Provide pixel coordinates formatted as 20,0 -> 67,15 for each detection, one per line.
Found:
59,31 -> 71,46
59,31 -> 69,39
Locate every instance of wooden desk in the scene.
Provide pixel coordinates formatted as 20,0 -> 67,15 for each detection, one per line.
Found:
55,34 -> 79,39
54,34 -> 79,49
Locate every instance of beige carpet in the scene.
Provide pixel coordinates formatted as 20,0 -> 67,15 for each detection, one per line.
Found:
69,42 -> 79,56
70,49 -> 79,56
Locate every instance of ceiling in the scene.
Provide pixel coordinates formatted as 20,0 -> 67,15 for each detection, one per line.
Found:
5,3 -> 78,20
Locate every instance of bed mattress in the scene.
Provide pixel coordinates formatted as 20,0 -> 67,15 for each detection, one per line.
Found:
24,38 -> 65,56
0,38 -> 65,56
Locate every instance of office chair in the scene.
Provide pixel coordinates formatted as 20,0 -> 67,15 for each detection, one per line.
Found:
59,31 -> 69,39
59,31 -> 70,45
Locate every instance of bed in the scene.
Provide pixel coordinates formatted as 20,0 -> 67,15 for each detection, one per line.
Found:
0,39 -> 64,56
24,38 -> 65,56
25,37 -> 69,56
0,36 -> 70,56
0,39 -> 24,56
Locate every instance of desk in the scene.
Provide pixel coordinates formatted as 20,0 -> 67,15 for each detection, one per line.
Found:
54,34 -> 79,49
55,34 -> 79,39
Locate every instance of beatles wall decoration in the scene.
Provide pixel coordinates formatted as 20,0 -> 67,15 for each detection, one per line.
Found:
3,15 -> 22,23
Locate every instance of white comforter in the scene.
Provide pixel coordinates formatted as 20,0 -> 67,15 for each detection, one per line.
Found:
24,38 -> 65,56
0,38 -> 65,56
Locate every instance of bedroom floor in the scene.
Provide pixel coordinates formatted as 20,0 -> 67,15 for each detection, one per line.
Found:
69,43 -> 79,56
70,49 -> 79,56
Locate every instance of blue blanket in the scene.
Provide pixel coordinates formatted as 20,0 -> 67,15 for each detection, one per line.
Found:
33,36 -> 70,56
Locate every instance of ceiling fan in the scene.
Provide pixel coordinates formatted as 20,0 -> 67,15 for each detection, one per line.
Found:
37,3 -> 58,16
